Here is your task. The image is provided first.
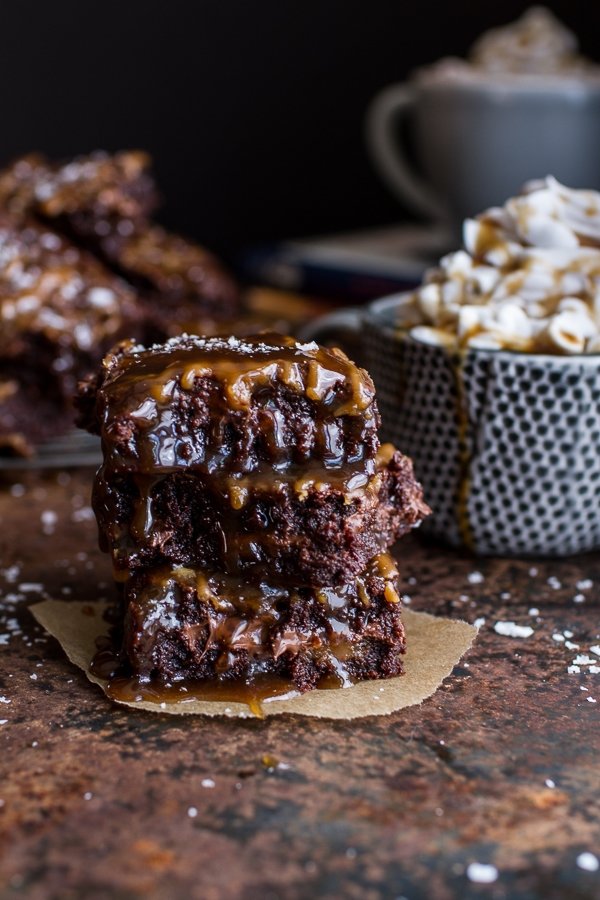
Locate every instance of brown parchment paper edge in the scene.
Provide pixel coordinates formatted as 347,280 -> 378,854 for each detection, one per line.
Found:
30,600 -> 477,719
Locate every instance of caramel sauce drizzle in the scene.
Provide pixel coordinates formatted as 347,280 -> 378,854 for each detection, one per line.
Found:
104,333 -> 374,416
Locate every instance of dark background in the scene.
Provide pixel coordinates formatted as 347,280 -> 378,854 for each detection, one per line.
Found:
1,0 -> 599,259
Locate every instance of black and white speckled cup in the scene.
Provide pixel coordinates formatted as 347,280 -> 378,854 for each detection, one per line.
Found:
302,294 -> 600,557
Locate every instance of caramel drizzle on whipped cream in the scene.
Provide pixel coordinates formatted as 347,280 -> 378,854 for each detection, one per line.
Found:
403,177 -> 600,354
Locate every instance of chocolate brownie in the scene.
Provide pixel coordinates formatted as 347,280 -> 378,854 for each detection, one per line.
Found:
109,553 -> 407,693
90,448 -> 425,587
77,333 -> 381,473
87,223 -> 241,331
0,214 -> 140,453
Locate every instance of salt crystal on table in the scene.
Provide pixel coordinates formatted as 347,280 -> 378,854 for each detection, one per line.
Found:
494,622 -> 534,638
2,566 -> 20,583
576,852 -> 599,872
466,862 -> 498,884
576,579 -> 593,591
41,514 -> 57,536
467,571 -> 484,585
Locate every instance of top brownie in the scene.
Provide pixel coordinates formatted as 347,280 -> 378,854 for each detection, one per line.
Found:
78,333 -> 380,476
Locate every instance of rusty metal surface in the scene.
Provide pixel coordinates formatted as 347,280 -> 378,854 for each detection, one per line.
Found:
0,470 -> 598,900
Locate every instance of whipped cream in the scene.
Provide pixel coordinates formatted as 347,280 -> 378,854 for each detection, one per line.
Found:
403,177 -> 600,354
418,7 -> 600,87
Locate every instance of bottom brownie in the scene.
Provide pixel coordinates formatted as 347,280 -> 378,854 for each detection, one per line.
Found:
108,553 -> 406,694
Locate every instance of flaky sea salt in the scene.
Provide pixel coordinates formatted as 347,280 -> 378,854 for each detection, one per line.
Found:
576,852 -> 599,872
494,621 -> 534,638
467,571 -> 484,585
41,510 -> 57,534
466,863 -> 498,884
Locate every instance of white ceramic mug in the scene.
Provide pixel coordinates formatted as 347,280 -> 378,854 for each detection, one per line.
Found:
366,78 -> 600,229
302,294 -> 600,558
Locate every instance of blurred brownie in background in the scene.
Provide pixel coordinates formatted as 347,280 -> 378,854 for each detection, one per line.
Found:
0,150 -> 242,454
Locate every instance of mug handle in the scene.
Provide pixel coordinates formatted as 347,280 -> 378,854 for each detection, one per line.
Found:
365,84 -> 448,222
297,307 -> 362,344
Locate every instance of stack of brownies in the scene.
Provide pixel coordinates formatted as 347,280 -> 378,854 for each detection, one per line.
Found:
78,332 -> 429,694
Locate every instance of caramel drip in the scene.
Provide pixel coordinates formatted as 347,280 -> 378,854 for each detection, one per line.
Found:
472,218 -> 504,259
453,353 -> 475,551
102,672 -> 310,716
105,333 -> 374,416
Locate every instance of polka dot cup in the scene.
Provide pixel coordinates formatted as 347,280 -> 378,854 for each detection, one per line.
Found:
302,293 -> 600,557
